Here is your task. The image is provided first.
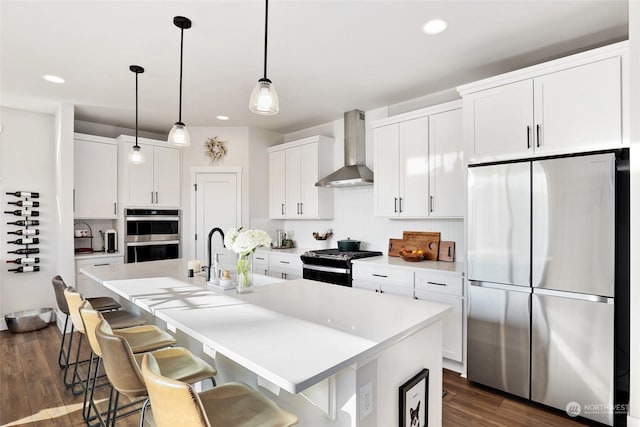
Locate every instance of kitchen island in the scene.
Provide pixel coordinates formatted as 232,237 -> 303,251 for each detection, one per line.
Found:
80,258 -> 450,426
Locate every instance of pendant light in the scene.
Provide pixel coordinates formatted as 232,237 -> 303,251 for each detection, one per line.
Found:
128,65 -> 146,165
249,0 -> 279,115
168,16 -> 192,147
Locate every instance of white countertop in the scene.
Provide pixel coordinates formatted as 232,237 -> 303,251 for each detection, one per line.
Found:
80,258 -> 450,394
75,251 -> 124,260
352,255 -> 465,276
255,247 -> 310,256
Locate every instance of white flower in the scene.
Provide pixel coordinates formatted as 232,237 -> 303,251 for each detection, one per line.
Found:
224,227 -> 272,256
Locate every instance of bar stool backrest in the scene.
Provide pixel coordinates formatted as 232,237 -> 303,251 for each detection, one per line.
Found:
64,288 -> 87,334
95,319 -> 146,397
79,305 -> 105,358
52,275 -> 70,315
141,353 -> 210,427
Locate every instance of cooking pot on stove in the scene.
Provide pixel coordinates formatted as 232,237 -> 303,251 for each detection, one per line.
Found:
337,238 -> 361,251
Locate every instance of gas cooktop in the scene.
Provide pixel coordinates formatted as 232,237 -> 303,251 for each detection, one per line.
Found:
301,249 -> 383,262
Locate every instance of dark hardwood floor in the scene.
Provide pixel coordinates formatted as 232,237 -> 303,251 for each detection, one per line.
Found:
1,326 -> 597,426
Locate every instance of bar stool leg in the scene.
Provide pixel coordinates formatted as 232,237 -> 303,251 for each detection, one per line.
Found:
57,314 -> 70,368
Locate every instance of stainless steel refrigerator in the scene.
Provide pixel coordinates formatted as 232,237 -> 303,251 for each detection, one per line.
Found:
467,152 -> 629,426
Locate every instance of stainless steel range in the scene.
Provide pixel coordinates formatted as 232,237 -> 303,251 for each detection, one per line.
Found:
301,249 -> 383,286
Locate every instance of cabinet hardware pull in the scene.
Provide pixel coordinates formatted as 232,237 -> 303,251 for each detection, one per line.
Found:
93,263 -> 109,266
299,202 -> 303,215
380,290 -> 384,294
429,195 -> 434,213
394,197 -> 398,213
375,289 -> 379,293
114,202 -> 117,215
536,124 -> 541,148
414,296 -> 419,300
526,125 -> 531,149
372,273 -> 388,278
427,281 -> 447,287
399,197 -> 403,213
256,257 -> 265,261
281,203 -> 285,215
280,260 -> 290,264
155,192 -> 159,204
151,192 -> 154,204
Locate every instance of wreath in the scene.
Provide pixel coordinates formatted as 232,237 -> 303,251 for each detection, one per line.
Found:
204,137 -> 227,163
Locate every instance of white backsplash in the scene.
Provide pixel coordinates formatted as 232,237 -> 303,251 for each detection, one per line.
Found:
73,218 -> 117,252
280,186 -> 465,261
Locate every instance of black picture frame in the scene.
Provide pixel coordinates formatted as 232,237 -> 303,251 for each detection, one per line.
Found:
399,368 -> 429,427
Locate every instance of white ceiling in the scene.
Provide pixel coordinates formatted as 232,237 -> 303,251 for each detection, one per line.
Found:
0,1 -> 628,136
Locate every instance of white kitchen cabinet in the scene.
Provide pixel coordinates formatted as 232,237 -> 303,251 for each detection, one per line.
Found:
75,255 -> 124,298
459,43 -> 627,163
253,252 -> 269,276
372,100 -> 464,218
268,252 -> 303,280
414,271 -> 464,363
269,150 -> 286,218
74,133 -> 118,219
268,135 -> 334,219
428,108 -> 465,217
118,135 -> 181,208
352,264 -> 414,296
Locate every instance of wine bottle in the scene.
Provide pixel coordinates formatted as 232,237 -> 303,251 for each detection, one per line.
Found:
8,237 -> 40,245
8,200 -> 40,207
6,257 -> 40,264
3,210 -> 40,217
8,266 -> 40,273
7,229 -> 39,236
7,248 -> 39,255
5,191 -> 39,198
6,220 -> 40,226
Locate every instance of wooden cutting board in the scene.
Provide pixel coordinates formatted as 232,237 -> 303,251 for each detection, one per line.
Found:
438,241 -> 455,262
402,231 -> 441,261
388,238 -> 407,257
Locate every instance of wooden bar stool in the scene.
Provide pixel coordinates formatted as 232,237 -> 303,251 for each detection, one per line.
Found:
52,275 -> 121,372
95,319 -> 217,427
63,288 -> 148,395
141,353 -> 298,427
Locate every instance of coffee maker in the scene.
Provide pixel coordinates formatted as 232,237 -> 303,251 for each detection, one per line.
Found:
104,229 -> 117,253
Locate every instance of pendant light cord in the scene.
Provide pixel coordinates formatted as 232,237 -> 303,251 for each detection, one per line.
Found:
178,27 -> 184,123
135,70 -> 139,147
263,0 -> 269,79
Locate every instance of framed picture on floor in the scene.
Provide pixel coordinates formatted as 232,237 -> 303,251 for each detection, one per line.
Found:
399,368 -> 429,427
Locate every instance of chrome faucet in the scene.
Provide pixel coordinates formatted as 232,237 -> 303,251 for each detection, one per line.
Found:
207,227 -> 225,283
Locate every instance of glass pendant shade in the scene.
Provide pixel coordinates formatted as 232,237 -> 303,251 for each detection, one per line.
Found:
249,78 -> 279,115
128,145 -> 145,164
168,122 -> 191,147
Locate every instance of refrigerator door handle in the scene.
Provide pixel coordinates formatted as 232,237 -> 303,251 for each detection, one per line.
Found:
470,281 -> 532,293
533,288 -> 613,304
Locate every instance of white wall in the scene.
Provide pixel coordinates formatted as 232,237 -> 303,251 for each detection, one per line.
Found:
0,107 -> 57,329
628,1 -> 639,425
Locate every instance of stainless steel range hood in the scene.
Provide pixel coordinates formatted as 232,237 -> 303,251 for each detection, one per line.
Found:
315,110 -> 374,187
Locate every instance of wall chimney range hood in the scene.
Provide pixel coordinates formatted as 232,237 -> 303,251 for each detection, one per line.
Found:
315,109 -> 374,188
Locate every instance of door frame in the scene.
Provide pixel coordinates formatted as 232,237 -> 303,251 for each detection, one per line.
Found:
189,166 -> 242,260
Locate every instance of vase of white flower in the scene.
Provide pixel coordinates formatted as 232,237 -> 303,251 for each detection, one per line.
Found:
224,227 -> 272,293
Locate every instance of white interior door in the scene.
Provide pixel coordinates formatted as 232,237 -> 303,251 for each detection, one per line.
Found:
194,171 -> 240,271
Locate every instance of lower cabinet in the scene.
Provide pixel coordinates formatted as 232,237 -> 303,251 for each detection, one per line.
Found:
353,262 -> 464,365
253,253 -> 270,276
268,252 -> 303,280
75,255 -> 124,298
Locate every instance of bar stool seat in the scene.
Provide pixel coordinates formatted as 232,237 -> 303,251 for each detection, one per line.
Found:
102,310 -> 147,330
86,296 -> 121,311
112,325 -> 176,353
134,348 -> 216,385
142,353 -> 298,427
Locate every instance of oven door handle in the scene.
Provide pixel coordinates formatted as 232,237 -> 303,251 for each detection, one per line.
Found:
126,240 -> 180,247
303,264 -> 350,274
125,216 -> 181,221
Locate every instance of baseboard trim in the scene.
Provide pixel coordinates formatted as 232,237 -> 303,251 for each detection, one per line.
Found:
628,415 -> 640,427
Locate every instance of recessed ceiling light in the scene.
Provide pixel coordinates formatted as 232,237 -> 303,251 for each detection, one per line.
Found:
422,19 -> 447,35
43,74 -> 65,84
216,115 -> 229,121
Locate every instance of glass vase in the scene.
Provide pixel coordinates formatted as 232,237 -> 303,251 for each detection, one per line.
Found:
236,253 -> 253,293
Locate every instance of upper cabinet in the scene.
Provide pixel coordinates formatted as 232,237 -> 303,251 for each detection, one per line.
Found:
117,135 -> 182,209
268,135 -> 334,219
459,42 -> 628,163
74,133 -> 118,218
372,100 -> 464,218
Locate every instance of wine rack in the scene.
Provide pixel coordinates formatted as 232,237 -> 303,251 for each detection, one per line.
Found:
4,191 -> 41,273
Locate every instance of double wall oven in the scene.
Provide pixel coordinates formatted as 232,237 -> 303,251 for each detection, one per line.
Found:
125,209 -> 181,263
